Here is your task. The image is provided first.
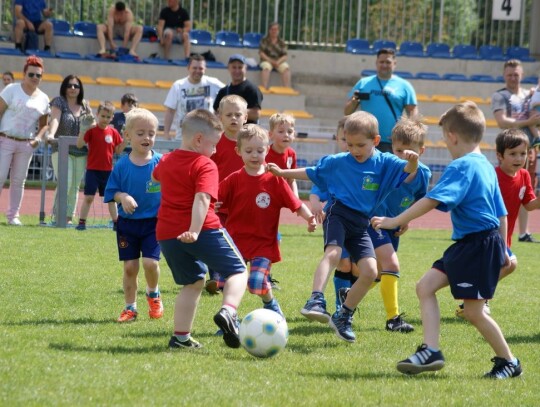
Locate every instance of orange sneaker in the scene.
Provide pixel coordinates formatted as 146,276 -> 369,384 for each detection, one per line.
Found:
117,308 -> 138,323
147,294 -> 164,319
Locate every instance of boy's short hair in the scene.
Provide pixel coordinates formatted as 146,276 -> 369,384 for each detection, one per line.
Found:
344,111 -> 379,139
218,94 -> 247,113
269,113 -> 295,131
121,93 -> 139,108
124,108 -> 158,133
438,101 -> 485,143
503,59 -> 522,70
337,116 -> 348,132
237,124 -> 269,149
182,109 -> 223,138
3,71 -> 14,79
391,118 -> 427,147
97,101 -> 115,114
377,48 -> 396,58
188,53 -> 205,65
495,128 -> 530,155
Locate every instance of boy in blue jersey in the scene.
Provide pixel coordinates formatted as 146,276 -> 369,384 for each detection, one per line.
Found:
372,101 -> 522,379
104,108 -> 163,323
268,111 -> 419,342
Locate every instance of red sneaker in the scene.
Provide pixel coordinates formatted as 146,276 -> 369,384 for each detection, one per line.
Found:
146,294 -> 164,319
117,309 -> 138,323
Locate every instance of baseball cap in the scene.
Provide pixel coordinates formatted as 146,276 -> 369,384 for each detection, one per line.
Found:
228,54 -> 247,64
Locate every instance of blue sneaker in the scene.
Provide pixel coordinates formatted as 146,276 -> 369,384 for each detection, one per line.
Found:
300,294 -> 331,323
263,298 -> 285,318
397,344 -> 445,375
329,308 -> 355,342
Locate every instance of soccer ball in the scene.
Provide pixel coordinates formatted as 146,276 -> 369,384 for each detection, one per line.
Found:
239,309 -> 288,358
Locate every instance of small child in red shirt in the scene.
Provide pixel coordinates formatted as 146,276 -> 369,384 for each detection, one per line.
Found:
267,113 -> 299,196
76,101 -> 125,230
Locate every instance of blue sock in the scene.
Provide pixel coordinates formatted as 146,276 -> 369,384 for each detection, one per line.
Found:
333,270 -> 351,309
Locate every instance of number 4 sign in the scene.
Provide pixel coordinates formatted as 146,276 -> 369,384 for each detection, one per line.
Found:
492,0 -> 522,21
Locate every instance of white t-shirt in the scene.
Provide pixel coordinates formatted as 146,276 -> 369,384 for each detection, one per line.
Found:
530,87 -> 540,111
163,75 -> 225,140
0,83 -> 50,139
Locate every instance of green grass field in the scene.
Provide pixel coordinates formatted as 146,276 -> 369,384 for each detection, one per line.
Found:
1,218 -> 538,406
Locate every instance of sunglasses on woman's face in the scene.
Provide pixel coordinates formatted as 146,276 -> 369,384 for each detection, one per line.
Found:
27,72 -> 42,79
67,84 -> 81,89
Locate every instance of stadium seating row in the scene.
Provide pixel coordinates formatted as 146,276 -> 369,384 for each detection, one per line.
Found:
361,69 -> 539,84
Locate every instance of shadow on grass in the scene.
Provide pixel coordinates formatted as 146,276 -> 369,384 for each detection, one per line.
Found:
49,341 -> 213,355
303,370 -> 450,381
506,332 -> 540,344
2,317 -> 114,326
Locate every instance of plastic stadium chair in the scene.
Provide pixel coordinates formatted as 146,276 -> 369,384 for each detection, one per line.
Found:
345,38 -> 374,54
155,80 -> 174,89
469,74 -> 496,82
522,76 -> 539,85
415,72 -> 441,80
431,94 -> 459,103
452,44 -> 480,59
416,94 -> 432,102
215,31 -> 243,47
143,57 -> 172,65
55,52 -> 84,60
126,79 -> 155,88
458,96 -> 488,104
41,73 -> 64,82
73,21 -> 98,38
0,48 -> 24,55
260,109 -> 279,117
372,39 -> 396,52
394,70 -> 414,79
506,46 -> 535,62
258,86 -> 271,94
398,41 -> 425,57
268,86 -> 300,96
96,77 -> 126,86
24,49 -> 54,58
442,73 -> 469,81
243,32 -> 263,48
139,103 -> 167,112
50,19 -> 72,36
189,29 -> 214,45
426,42 -> 453,58
361,69 -> 377,77
283,109 -> 314,119
78,75 -> 96,84
479,45 -> 505,60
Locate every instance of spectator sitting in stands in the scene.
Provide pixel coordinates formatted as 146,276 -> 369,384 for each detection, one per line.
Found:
97,1 -> 143,58
13,0 -> 54,52
259,22 -> 291,89
2,72 -> 14,88
157,0 -> 191,60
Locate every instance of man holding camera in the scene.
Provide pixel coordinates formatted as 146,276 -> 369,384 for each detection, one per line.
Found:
344,48 -> 417,152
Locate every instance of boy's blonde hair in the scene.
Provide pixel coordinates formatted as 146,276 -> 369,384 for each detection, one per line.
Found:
237,124 -> 269,148
438,101 -> 485,143
337,116 -> 347,133
182,109 -> 223,138
124,108 -> 158,133
97,101 -> 115,114
495,128 -> 530,155
344,111 -> 379,139
269,113 -> 295,131
391,117 -> 427,147
219,94 -> 248,113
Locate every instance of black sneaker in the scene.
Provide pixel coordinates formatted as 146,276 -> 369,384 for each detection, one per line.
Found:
168,335 -> 202,349
213,308 -> 241,348
518,233 -> 539,243
337,287 -> 349,310
397,344 -> 445,375
268,276 -> 281,290
484,357 -> 522,379
386,313 -> 414,333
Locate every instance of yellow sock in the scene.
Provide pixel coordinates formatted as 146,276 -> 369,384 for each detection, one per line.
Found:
380,273 -> 399,320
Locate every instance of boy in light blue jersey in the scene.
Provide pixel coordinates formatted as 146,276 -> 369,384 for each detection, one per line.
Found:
104,108 -> 163,323
268,111 -> 419,342
372,101 -> 522,379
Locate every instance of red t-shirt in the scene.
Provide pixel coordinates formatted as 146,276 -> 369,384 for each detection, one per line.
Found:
265,146 -> 297,170
211,133 -> 244,182
84,126 -> 123,171
153,150 -> 221,240
219,169 -> 302,262
496,166 -> 536,247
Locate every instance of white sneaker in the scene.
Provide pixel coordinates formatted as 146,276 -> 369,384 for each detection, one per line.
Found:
8,218 -> 22,226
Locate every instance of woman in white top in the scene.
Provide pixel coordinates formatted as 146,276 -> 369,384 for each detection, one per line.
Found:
0,55 -> 50,225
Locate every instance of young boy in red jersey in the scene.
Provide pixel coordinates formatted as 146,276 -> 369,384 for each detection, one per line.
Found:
152,109 -> 248,349
76,101 -> 125,230
219,124 -> 316,317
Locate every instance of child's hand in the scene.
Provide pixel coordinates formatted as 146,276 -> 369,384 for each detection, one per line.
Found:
266,163 -> 282,176
402,150 -> 419,163
371,216 -> 399,231
310,200 -> 325,224
214,201 -> 222,212
121,195 -> 138,214
394,222 -> 409,237
306,215 -> 317,233
178,231 -> 198,243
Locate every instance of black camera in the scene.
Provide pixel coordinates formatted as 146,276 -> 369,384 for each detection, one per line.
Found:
354,90 -> 370,101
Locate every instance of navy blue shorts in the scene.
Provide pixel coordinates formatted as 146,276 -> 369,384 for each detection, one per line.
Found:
160,228 -> 246,286
432,229 -> 505,300
367,224 -> 400,251
323,200 -> 375,263
84,169 -> 111,196
116,217 -> 160,261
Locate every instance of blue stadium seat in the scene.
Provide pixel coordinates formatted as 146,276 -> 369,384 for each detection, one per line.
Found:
215,31 -> 243,47
85,53 -> 116,62
0,47 -> 24,55
25,49 -> 53,58
426,42 -> 453,58
73,21 -> 98,38
522,76 -> 539,85
50,19 -> 72,36
442,73 -> 469,81
479,45 -> 505,60
55,52 -> 84,60
415,72 -> 441,80
469,74 -> 496,82
372,39 -> 396,52
345,38 -> 374,54
189,29 -> 214,45
398,41 -> 425,57
243,32 -> 263,48
361,69 -> 377,77
506,46 -> 535,62
143,57 -> 172,65
394,70 -> 414,79
452,44 -> 480,60
205,60 -> 227,69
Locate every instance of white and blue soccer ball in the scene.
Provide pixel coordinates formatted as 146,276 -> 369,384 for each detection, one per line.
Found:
239,308 -> 288,358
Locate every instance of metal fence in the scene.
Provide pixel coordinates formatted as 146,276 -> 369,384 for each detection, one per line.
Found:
0,0 -> 533,50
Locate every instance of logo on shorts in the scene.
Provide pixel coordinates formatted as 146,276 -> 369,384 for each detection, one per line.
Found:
255,192 -> 271,208
362,175 -> 379,191
119,237 -> 128,249
105,134 -> 113,144
457,282 -> 473,288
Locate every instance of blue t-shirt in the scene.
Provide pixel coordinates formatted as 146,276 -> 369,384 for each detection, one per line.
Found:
104,151 -> 162,219
16,0 -> 46,23
111,112 -> 126,135
426,153 -> 506,240
306,150 -> 407,217
347,75 -> 417,142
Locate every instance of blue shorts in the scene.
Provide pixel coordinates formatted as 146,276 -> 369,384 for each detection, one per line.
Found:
432,229 -> 505,300
116,217 -> 160,261
159,228 -> 246,286
323,200 -> 375,263
84,169 -> 111,196
367,224 -> 400,251
247,257 -> 272,295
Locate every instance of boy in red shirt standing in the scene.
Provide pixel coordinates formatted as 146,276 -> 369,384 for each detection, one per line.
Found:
76,101 -> 125,230
153,109 -> 248,349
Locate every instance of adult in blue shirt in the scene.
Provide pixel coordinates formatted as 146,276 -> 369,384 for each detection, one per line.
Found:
344,48 -> 417,153
13,0 -> 54,52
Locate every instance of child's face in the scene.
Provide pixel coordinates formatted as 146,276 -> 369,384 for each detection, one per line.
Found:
96,109 -> 114,128
236,136 -> 269,171
336,127 -> 347,153
345,131 -> 380,163
3,75 -> 14,86
392,140 -> 424,158
270,122 -> 295,150
121,102 -> 134,113
196,131 -> 221,157
220,103 -> 247,136
497,142 -> 528,176
125,118 -> 156,155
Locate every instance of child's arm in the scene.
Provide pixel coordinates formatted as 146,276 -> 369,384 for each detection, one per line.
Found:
524,196 -> 540,211
115,137 -> 127,155
309,193 -> 325,224
371,197 -> 439,230
498,215 -> 510,268
178,192 -> 211,243
267,163 -> 309,180
114,192 -> 138,215
295,203 -> 317,233
289,179 -> 299,198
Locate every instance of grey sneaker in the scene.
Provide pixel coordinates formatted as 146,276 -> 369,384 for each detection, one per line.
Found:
263,298 -> 285,318
168,335 -> 202,349
484,357 -> 522,379
213,307 -> 241,348
518,233 -> 539,243
300,295 -> 331,323
397,344 -> 445,375
329,308 -> 356,342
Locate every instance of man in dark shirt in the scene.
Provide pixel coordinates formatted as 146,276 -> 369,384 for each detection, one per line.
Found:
213,54 -> 263,124
157,0 -> 191,60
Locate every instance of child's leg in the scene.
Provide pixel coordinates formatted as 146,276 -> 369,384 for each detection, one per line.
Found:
143,257 -> 160,289
333,257 -> 352,311
174,279 -> 205,333
143,257 -> 163,319
312,245 -> 342,292
247,258 -> 284,317
122,259 -> 140,305
416,268 -> 449,349
376,243 -> 400,319
342,257 -> 378,310
77,195 -> 94,226
222,270 -> 248,309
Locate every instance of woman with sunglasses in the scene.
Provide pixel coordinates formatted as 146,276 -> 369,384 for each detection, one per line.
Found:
0,55 -> 50,226
47,75 -> 95,225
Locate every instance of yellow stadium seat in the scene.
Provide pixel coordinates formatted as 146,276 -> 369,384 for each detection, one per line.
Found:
258,86 -> 271,94
459,96 -> 487,105
486,119 -> 498,128
41,73 -> 63,82
139,103 -> 167,112
268,86 -> 300,96
78,75 -> 96,85
416,94 -> 432,102
480,141 -> 494,149
423,139 -> 435,147
155,80 -> 174,89
126,79 -> 155,88
89,100 -> 100,108
260,109 -> 279,117
283,109 -> 314,119
431,94 -> 459,103
422,116 -> 440,125
13,71 -> 24,80
96,77 -> 126,86
485,97 -> 492,104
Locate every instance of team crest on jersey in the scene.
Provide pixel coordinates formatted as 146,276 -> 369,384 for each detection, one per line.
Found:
146,180 -> 161,193
286,157 -> 293,169
519,186 -> 526,200
256,192 -> 271,208
400,196 -> 414,208
362,175 -> 379,191
119,237 -> 128,249
105,134 -> 113,144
